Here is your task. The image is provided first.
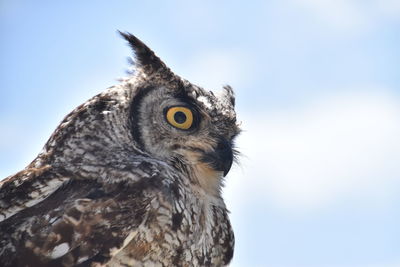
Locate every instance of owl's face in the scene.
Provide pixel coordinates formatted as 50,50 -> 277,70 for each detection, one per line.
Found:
131,81 -> 239,189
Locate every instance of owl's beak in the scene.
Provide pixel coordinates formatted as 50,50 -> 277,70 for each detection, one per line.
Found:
202,138 -> 233,177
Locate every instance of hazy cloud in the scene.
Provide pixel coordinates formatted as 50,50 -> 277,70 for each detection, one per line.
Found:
227,89 -> 400,212
292,0 -> 400,33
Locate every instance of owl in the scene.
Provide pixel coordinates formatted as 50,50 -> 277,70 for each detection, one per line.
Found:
0,32 -> 240,267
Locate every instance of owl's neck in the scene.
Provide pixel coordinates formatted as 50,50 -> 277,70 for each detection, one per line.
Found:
169,155 -> 224,198
191,162 -> 224,198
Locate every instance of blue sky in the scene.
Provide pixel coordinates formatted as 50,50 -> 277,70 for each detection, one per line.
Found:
1,1 -> 400,266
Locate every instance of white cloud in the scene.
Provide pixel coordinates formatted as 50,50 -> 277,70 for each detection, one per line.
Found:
291,0 -> 400,34
294,0 -> 368,32
226,90 -> 400,212
377,0 -> 400,16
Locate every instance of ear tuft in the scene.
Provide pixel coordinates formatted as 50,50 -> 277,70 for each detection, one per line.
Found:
118,31 -> 170,75
222,85 -> 236,107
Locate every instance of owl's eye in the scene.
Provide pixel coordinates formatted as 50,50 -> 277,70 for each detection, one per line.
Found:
165,106 -> 194,130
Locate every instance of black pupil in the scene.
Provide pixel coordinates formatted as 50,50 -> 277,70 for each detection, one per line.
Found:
174,111 -> 187,124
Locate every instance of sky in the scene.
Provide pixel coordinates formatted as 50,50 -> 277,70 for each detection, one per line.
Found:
1,1 -> 400,266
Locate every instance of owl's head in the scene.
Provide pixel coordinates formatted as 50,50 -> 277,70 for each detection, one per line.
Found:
41,32 -> 240,196
121,32 -> 240,194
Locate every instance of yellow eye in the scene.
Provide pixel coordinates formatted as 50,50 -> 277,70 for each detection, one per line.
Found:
166,106 -> 194,130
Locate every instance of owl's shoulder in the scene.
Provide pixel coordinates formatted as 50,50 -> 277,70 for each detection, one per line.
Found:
0,165 -> 70,222
0,172 -> 162,266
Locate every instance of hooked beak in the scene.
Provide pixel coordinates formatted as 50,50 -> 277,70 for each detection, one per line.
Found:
201,137 -> 233,177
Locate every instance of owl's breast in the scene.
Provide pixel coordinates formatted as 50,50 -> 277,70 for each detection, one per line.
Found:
108,184 -> 234,266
